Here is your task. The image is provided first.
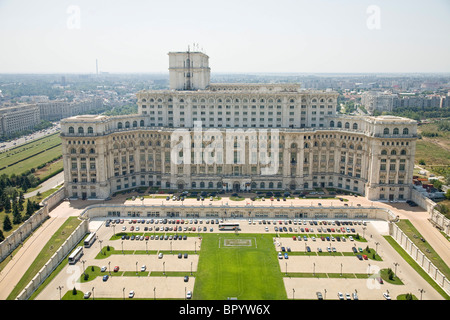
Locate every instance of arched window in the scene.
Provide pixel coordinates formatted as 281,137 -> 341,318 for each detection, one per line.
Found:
87,127 -> 93,134
277,182 -> 282,189
70,148 -> 76,154
330,121 -> 335,127
393,128 -> 399,135
125,121 -> 130,128
80,148 -> 86,154
89,148 -> 95,154
345,122 -> 350,129
391,149 -> 397,155
291,143 -> 297,149
260,182 -> 265,189
341,143 -> 346,148
337,121 -> 342,128
381,149 -> 387,155
140,120 -> 144,127
400,149 -> 407,155
133,121 -> 137,128
200,181 -> 205,188
304,143 -> 309,149
321,142 -> 327,147
118,122 -> 123,129
383,128 -> 389,135
353,123 -> 358,130
140,141 -> 145,147
269,182 -> 274,189
78,127 -> 84,134
208,182 -> 213,188
68,127 -> 74,134
251,182 -> 257,189
403,128 -> 409,135
192,182 -> 197,188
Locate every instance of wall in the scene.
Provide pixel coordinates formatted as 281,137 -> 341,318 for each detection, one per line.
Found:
0,187 -> 65,263
16,218 -> 89,300
390,223 -> 450,295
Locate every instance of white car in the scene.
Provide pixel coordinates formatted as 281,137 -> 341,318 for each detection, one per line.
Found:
158,253 -> 163,259
186,291 -> 192,299
129,290 -> 135,298
122,226 -> 126,231
383,293 -> 391,300
345,293 -> 351,300
83,291 -> 91,299
141,265 -> 146,272
338,292 -> 344,300
101,266 -> 107,272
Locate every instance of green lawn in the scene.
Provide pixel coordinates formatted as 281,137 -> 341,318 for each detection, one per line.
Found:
0,133 -> 62,176
193,233 -> 287,300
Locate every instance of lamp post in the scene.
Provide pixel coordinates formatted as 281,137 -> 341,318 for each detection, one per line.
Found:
163,261 -> 165,275
92,287 -> 95,300
57,286 -> 64,300
393,262 -> 399,278
81,260 -> 86,275
123,287 -> 125,300
313,262 -> 315,276
419,288 -> 425,300
292,288 -> 295,300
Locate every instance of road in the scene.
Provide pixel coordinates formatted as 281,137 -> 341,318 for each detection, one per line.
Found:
25,171 -> 64,199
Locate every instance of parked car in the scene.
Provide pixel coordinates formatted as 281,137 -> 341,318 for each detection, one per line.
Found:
83,291 -> 91,299
114,266 -> 120,272
186,291 -> 192,299
338,292 -> 344,300
316,292 -> 323,300
383,292 -> 391,300
184,276 -> 189,282
129,290 -> 135,298
103,275 -> 109,281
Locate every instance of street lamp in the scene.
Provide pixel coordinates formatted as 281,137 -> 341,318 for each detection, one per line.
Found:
419,288 -> 425,300
163,261 -> 165,275
57,286 -> 64,300
393,262 -> 399,278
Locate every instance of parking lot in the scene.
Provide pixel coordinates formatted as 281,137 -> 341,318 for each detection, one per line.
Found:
35,214 -> 444,300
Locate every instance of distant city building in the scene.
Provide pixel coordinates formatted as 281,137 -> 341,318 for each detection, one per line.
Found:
361,91 -> 396,113
60,50 -> 418,202
0,104 -> 40,135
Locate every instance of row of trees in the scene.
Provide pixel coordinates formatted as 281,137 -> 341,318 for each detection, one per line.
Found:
0,173 -> 42,242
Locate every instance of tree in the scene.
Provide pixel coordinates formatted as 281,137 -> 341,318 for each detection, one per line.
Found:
0,229 -> 5,242
3,215 -> 12,231
418,159 -> 426,166
72,287 -> 77,295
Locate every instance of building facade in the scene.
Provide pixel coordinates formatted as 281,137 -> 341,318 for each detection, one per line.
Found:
0,104 -> 40,136
60,51 -> 418,201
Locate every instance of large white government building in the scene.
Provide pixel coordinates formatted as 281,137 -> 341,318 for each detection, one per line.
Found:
60,50 -> 418,201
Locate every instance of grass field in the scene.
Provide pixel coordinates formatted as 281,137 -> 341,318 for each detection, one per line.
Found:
194,233 -> 286,300
416,122 -> 450,177
0,133 -> 62,176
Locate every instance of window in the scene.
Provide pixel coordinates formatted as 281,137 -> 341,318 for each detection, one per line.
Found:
393,128 -> 399,135
69,127 -> 74,134
383,128 -> 389,135
87,127 -> 93,134
78,127 -> 84,134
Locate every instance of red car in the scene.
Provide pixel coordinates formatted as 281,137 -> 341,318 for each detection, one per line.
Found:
363,255 -> 368,260
305,228 -> 309,232
292,236 -> 297,240
114,266 -> 120,272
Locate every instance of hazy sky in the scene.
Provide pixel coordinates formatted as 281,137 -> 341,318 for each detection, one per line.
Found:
0,0 -> 449,74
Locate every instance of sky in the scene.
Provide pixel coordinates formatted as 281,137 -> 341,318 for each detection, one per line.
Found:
0,0 -> 449,74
